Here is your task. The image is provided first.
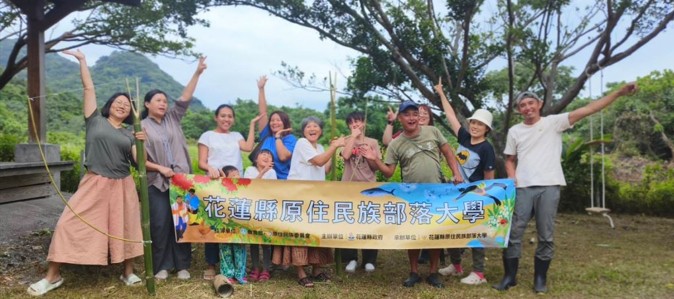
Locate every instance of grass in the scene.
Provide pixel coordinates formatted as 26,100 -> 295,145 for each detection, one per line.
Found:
1,213 -> 674,298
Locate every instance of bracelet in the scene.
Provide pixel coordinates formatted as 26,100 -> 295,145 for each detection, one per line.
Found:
275,136 -> 281,140
387,121 -> 394,126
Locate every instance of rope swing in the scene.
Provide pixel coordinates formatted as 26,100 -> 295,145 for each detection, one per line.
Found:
584,65 -> 615,229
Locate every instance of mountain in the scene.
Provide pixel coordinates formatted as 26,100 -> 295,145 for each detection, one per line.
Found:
0,39 -> 207,110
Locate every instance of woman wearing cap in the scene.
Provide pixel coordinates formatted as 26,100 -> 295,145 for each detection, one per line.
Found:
434,78 -> 496,285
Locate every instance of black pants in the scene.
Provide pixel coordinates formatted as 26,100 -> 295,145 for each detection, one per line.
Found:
149,186 -> 192,274
341,249 -> 378,266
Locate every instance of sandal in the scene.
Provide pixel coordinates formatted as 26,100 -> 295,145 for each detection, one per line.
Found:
312,272 -> 331,283
27,277 -> 64,296
248,269 -> 260,282
203,269 -> 216,281
258,270 -> 271,282
298,276 -> 314,288
119,273 -> 142,286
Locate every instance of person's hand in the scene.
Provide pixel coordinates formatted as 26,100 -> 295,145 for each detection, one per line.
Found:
275,128 -> 292,138
206,166 -> 220,179
617,82 -> 638,96
350,127 -> 362,139
331,136 -> 346,148
159,166 -> 175,178
452,175 -> 464,185
251,113 -> 265,125
63,49 -> 85,61
133,130 -> 145,142
359,145 -> 377,161
260,163 -> 274,176
433,78 -> 443,94
195,56 -> 207,75
387,106 -> 397,122
257,75 -> 268,89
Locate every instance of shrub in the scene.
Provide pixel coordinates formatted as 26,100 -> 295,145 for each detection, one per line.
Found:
60,145 -> 83,192
0,134 -> 20,162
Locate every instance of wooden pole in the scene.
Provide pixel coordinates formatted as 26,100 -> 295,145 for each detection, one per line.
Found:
26,0 -> 47,143
328,72 -> 342,276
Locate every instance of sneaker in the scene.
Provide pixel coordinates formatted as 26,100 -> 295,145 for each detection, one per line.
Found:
154,270 -> 169,280
402,272 -> 421,287
345,260 -> 358,273
461,272 -> 487,285
439,264 -> 464,277
177,269 -> 191,280
426,273 -> 445,288
364,263 -> 375,273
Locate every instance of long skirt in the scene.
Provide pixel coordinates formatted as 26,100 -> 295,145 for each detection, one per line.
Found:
272,246 -> 333,267
47,173 -> 143,265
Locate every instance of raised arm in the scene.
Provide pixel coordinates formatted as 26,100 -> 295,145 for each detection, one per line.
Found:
309,136 -> 346,167
179,56 -> 207,102
382,106 -> 397,146
568,82 -> 637,126
341,127 -> 361,160
256,76 -> 269,130
440,143 -> 464,184
240,114 -> 265,152
435,78 -> 461,136
63,50 -> 96,118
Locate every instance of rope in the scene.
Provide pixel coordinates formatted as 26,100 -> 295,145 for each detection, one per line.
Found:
26,95 -> 145,244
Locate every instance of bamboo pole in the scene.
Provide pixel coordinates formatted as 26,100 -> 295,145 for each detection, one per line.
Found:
328,72 -> 342,276
128,78 -> 156,295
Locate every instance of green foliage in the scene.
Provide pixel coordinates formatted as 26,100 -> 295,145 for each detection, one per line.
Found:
59,145 -> 83,193
615,164 -> 674,217
0,134 -> 21,162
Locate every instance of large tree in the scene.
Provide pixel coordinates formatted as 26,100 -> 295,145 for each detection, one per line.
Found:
0,0 -> 216,90
219,0 -> 674,145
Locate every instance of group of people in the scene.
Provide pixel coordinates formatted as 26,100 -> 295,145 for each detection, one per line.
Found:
26,49 -> 637,296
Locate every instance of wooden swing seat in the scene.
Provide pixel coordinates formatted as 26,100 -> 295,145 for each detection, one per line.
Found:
585,207 -> 615,229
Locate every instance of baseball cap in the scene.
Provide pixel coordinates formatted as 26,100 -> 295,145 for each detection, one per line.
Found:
467,109 -> 493,129
398,100 -> 419,113
514,91 -> 542,109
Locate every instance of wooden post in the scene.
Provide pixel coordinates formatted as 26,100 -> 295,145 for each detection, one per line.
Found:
26,0 -> 47,143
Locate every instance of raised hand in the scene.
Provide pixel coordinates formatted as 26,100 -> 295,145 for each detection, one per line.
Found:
195,56 -> 207,75
275,127 -> 292,138
350,127 -> 362,139
63,49 -> 86,61
617,82 -> 638,96
433,78 -> 443,94
251,113 -> 266,124
257,75 -> 268,89
359,145 -> 377,161
331,136 -> 346,148
387,106 -> 397,122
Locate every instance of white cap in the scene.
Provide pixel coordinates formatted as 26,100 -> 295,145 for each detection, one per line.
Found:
467,109 -> 493,130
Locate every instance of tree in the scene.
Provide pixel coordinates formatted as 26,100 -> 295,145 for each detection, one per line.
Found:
0,0 -> 216,91
219,0 -> 674,146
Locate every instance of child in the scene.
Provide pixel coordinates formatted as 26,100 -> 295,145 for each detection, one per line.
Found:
243,149 -> 277,282
171,196 -> 189,240
219,165 -> 247,284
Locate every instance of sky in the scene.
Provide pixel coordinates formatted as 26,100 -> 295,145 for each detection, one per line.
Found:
64,5 -> 674,112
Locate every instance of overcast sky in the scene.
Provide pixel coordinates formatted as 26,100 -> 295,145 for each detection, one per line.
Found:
69,5 -> 674,112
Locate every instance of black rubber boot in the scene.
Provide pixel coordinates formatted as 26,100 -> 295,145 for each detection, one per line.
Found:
493,257 -> 518,291
534,257 -> 551,293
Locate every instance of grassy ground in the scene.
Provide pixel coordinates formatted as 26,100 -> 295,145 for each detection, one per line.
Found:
1,213 -> 673,298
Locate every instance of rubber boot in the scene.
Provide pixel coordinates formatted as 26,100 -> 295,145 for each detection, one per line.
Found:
492,257 -> 518,291
533,257 -> 551,293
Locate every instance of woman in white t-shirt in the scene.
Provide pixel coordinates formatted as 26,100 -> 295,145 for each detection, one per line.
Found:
274,116 -> 345,287
197,104 -> 262,282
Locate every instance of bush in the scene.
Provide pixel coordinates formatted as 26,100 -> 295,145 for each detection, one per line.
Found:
0,134 -> 20,162
60,145 -> 83,192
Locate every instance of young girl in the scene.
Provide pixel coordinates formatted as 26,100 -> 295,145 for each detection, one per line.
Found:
219,165 -> 247,284
243,149 -> 277,282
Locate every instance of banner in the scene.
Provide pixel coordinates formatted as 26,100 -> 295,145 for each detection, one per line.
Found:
169,174 -> 515,249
